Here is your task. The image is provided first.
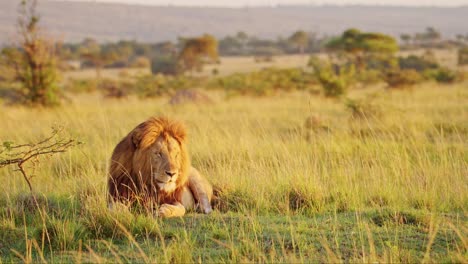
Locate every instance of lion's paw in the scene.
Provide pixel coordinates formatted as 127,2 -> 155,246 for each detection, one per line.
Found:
158,204 -> 173,218
199,197 -> 213,214
203,206 -> 213,214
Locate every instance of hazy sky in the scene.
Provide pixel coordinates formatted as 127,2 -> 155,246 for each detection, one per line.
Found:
62,0 -> 468,7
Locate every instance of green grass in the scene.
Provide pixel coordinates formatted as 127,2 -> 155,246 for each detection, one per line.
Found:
0,82 -> 467,262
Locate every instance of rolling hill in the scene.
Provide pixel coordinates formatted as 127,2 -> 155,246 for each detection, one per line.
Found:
0,0 -> 467,44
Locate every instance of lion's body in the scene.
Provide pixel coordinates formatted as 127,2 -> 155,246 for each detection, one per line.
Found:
108,117 -> 213,217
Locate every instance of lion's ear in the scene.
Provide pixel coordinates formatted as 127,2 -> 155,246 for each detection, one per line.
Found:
172,125 -> 187,144
132,121 -> 162,148
131,126 -> 144,148
173,133 -> 186,144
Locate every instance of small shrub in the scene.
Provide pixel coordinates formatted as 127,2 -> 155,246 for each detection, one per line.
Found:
129,56 -> 151,68
134,74 -> 197,98
209,68 -> 315,97
424,68 -> 457,84
100,79 -> 133,99
309,56 -> 355,97
384,69 -> 422,88
134,74 -> 169,98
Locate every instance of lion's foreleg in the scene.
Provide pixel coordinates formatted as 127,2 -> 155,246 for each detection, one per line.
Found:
180,186 -> 195,210
188,167 -> 213,214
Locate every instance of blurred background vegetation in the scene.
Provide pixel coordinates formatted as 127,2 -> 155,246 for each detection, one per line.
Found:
0,0 -> 467,263
0,1 -> 466,105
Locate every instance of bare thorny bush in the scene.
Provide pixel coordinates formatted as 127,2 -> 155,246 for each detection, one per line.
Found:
0,127 -> 81,192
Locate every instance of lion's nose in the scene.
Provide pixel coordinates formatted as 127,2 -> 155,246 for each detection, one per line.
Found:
165,171 -> 177,177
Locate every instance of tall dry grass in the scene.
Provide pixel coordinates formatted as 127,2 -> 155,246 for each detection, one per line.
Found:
0,83 -> 466,262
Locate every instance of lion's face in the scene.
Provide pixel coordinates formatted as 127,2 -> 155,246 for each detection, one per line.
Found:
110,117 -> 189,200
146,135 -> 183,193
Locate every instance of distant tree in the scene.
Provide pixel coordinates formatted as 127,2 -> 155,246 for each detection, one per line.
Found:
413,33 -> 424,46
253,46 -> 282,62
327,28 -> 398,55
412,27 -> 442,47
236,31 -> 249,52
236,31 -> 248,42
455,34 -> 464,43
102,41 -> 135,68
400,34 -> 412,46
326,28 -> 399,71
149,41 -> 177,58
248,38 -> 283,57
79,38 -> 117,79
1,0 -> 60,106
424,27 -> 441,44
305,32 -> 321,53
151,55 -> 181,75
398,55 -> 439,72
160,41 -> 177,56
288,30 -> 309,54
178,34 -> 218,73
219,35 -> 242,55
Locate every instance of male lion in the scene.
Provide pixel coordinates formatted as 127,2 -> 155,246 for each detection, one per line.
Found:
108,117 -> 213,217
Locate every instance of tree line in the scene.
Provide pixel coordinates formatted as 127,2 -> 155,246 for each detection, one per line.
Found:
400,27 -> 468,49
0,0 -> 467,107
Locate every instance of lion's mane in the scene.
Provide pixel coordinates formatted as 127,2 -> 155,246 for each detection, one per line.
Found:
108,117 -> 190,206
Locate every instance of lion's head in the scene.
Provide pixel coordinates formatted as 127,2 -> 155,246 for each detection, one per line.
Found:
108,117 -> 190,202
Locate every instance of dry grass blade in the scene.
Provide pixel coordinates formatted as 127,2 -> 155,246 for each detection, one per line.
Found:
110,215 -> 150,263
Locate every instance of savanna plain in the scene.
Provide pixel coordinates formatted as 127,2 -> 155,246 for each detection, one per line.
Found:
0,80 -> 466,262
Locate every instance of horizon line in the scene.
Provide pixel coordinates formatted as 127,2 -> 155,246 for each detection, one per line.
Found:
49,0 -> 468,8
